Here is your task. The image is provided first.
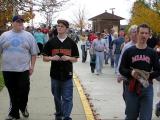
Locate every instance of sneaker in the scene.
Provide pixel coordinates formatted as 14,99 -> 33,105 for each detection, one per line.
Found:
5,115 -> 19,120
95,72 -> 100,75
21,108 -> 29,118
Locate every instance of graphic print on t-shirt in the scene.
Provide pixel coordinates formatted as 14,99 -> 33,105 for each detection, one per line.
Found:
132,55 -> 150,64
51,49 -> 71,56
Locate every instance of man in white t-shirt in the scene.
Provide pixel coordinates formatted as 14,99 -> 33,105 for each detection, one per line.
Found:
0,15 -> 39,120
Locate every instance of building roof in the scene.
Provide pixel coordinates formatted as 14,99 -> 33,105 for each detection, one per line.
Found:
89,11 -> 124,21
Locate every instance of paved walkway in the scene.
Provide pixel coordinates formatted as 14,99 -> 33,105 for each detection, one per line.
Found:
0,58 -> 87,120
1,42 -> 160,120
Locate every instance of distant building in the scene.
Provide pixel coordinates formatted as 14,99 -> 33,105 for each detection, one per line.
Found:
89,11 -> 124,33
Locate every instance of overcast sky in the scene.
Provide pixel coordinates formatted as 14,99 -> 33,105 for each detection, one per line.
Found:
56,0 -> 136,25
32,0 -> 136,26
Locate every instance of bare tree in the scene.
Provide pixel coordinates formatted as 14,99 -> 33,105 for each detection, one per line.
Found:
72,7 -> 88,35
37,0 -> 69,26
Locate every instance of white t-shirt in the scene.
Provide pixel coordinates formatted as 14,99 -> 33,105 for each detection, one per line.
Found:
0,29 -> 39,71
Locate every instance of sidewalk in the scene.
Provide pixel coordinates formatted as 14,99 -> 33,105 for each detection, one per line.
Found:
0,58 -> 87,120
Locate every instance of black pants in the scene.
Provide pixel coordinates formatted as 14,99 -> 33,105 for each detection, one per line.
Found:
3,71 -> 30,119
37,43 -> 43,55
90,63 -> 95,73
81,45 -> 87,62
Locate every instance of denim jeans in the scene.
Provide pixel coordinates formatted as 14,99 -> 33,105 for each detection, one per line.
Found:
104,51 -> 108,64
51,79 -> 73,119
124,84 -> 153,120
95,51 -> 104,73
106,49 -> 114,67
81,45 -> 87,62
114,54 -> 120,74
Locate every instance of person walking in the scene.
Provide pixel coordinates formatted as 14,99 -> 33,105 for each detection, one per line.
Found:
92,32 -> 107,75
105,28 -> 115,67
117,25 -> 137,83
42,19 -> 79,120
103,29 -> 109,64
116,25 -> 137,105
89,44 -> 96,73
111,31 -> 124,74
119,23 -> 160,120
0,15 -> 39,120
80,34 -> 88,63
33,28 -> 46,57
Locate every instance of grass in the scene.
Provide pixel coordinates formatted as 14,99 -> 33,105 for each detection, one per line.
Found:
0,71 -> 4,91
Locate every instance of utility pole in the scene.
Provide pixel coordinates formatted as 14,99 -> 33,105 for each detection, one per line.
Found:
109,8 -> 115,14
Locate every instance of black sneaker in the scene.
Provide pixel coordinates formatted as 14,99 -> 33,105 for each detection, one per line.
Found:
21,108 -> 29,118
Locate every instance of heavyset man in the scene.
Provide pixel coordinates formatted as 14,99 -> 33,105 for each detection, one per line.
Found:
0,15 -> 39,120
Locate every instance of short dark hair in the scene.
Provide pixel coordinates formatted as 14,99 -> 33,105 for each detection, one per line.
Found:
57,19 -> 69,28
137,23 -> 151,33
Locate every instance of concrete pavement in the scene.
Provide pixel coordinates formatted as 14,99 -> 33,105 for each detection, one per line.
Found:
1,42 -> 160,120
0,58 -> 87,120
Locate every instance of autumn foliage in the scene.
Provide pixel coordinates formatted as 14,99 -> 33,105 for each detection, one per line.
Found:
0,1 -> 34,29
0,4 -> 13,28
129,0 -> 160,33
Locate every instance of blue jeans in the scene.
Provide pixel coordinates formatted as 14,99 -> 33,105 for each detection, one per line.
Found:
106,49 -> 114,67
124,84 -> 153,120
51,79 -> 73,119
81,45 -> 87,62
114,54 -> 120,74
95,51 -> 104,73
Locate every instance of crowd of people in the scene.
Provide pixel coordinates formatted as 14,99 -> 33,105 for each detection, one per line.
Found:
80,28 -> 127,75
80,23 -> 160,120
1,14 -> 160,120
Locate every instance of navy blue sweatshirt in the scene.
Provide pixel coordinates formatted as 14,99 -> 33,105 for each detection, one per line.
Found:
119,46 -> 160,81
